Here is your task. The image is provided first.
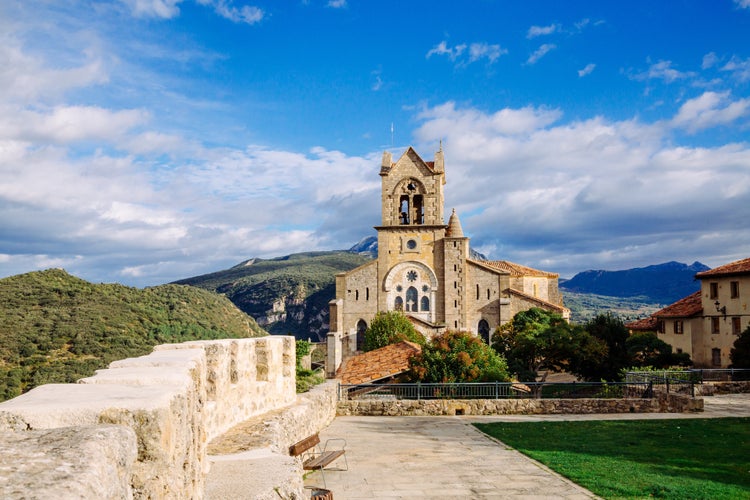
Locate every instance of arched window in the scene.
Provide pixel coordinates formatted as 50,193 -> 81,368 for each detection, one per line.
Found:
399,196 -> 410,224
478,320 -> 490,344
420,296 -> 430,312
406,286 -> 418,312
356,320 -> 367,351
394,296 -> 404,310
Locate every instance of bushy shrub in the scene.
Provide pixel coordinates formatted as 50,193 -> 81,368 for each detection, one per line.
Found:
409,330 -> 510,383
363,311 -> 424,352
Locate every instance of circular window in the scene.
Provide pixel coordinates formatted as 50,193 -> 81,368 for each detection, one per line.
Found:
422,284 -> 429,292
406,270 -> 418,282
406,239 -> 417,250
396,285 -> 403,292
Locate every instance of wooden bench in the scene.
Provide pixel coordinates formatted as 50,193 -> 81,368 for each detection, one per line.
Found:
289,433 -> 348,488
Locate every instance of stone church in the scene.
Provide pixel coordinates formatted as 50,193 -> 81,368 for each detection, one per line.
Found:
326,147 -> 568,375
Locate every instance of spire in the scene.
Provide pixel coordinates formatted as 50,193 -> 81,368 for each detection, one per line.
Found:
433,142 -> 444,174
446,208 -> 464,238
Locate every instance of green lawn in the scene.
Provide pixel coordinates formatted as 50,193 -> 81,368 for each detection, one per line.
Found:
474,418 -> 750,500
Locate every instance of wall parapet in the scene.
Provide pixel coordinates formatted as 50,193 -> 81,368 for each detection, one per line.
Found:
0,336 -> 297,499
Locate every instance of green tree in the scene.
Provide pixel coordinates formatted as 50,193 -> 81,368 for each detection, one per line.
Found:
730,325 -> 750,368
363,311 -> 424,352
492,308 -> 607,382
625,332 -> 691,368
576,313 -> 631,381
409,330 -> 509,383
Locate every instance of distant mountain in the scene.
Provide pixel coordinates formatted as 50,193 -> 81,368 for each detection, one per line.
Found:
560,261 -> 709,305
174,251 -> 373,340
0,269 -> 265,401
347,235 -> 488,261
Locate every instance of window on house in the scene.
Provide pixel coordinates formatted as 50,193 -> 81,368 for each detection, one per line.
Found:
476,284 -> 479,300
673,321 -> 683,334
676,348 -> 683,354
710,282 -> 718,299
366,287 -> 369,301
355,290 -> 359,301
487,289 -> 491,300
732,317 -> 741,335
356,320 -> 367,351
712,348 -> 721,366
394,296 -> 403,310
731,281 -> 740,299
658,320 -> 665,334
711,317 -> 720,334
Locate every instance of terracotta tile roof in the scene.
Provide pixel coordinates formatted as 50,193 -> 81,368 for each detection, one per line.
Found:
695,257 -> 750,278
653,290 -> 703,318
336,341 -> 422,384
625,316 -> 659,331
479,260 -> 559,278
505,288 -> 568,313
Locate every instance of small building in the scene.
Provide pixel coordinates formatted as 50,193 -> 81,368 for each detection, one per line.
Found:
627,257 -> 750,367
326,146 -> 568,376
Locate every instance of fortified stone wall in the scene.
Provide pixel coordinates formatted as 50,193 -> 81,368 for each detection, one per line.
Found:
0,337 -> 297,499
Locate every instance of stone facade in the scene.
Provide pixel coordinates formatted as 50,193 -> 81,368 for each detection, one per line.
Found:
327,147 -> 568,376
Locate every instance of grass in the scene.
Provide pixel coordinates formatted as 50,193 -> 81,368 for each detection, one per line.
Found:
474,418 -> 750,499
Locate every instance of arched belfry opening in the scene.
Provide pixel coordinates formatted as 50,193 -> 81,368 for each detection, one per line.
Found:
394,178 -> 426,225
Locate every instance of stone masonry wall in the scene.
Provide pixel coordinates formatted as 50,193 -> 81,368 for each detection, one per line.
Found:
338,394 -> 702,416
0,336 -> 297,499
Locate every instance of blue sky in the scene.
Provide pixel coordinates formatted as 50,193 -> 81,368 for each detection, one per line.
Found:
1,0 -> 750,287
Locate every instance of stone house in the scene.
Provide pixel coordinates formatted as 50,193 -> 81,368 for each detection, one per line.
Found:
626,257 -> 750,368
326,147 -> 568,376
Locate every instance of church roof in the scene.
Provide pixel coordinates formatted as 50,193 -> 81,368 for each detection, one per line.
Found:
336,341 -> 422,384
695,257 -> 750,278
480,260 -> 559,278
505,288 -> 568,313
445,209 -> 464,238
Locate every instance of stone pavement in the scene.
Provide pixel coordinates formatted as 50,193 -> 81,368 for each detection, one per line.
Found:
304,394 -> 750,499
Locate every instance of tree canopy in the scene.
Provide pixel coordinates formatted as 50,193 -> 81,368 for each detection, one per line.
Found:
730,325 -> 750,369
575,313 -> 632,381
492,308 -> 607,382
625,332 -> 691,368
409,330 -> 509,383
363,310 -> 424,352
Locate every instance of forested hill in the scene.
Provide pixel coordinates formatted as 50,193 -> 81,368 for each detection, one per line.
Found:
0,268 -> 266,401
560,261 -> 709,304
173,251 -> 374,340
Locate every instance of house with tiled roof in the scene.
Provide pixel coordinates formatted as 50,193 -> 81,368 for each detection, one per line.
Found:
626,257 -> 750,367
326,147 -> 568,376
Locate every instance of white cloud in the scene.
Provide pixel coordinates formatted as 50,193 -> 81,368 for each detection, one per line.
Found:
526,44 -> 556,65
578,63 -> 596,77
702,52 -> 719,70
527,24 -> 560,38
427,41 -> 505,66
722,56 -> 750,82
327,0 -> 347,7
631,60 -> 696,83
209,1 -> 264,24
671,91 -> 750,133
411,101 -> 750,276
122,0 -> 184,18
735,0 -> 750,9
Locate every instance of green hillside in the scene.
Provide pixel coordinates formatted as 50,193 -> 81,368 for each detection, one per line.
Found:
0,269 -> 266,401
174,251 -> 374,339
562,291 -> 663,324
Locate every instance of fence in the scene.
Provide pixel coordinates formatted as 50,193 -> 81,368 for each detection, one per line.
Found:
626,369 -> 750,396
338,381 -> 656,401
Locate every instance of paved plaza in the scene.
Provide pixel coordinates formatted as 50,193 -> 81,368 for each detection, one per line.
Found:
304,394 -> 750,499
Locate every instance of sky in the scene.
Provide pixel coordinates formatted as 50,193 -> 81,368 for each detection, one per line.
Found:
1,0 -> 750,287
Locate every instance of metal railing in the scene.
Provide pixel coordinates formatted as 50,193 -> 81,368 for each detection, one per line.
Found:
627,369 -> 750,384
338,381 -> 655,401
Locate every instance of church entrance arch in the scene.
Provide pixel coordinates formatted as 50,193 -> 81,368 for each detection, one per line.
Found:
356,319 -> 367,351
383,261 -> 438,324
478,319 -> 490,344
